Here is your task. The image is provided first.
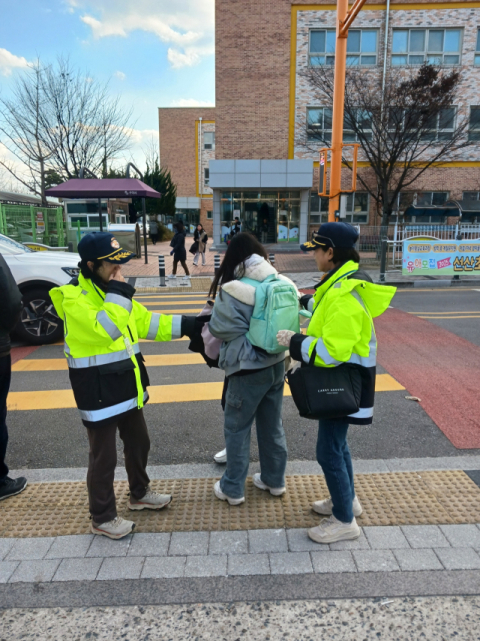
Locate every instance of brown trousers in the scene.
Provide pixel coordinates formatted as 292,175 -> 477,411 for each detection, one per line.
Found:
172,258 -> 190,276
86,408 -> 150,524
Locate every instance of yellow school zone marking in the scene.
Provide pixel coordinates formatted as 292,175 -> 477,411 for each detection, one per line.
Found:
7,374 -> 404,411
13,353 -> 205,372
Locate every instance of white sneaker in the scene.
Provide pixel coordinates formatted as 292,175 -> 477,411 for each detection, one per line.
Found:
128,487 -> 172,511
214,480 -> 245,506
312,495 -> 363,517
214,448 -> 227,464
91,516 -> 135,540
308,515 -> 361,544
168,274 -> 176,279
252,472 -> 286,496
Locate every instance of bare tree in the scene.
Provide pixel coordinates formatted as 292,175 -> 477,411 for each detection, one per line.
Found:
302,63 -> 474,226
0,57 -> 134,202
0,62 -> 52,204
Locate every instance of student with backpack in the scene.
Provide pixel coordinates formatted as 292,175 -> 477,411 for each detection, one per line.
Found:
208,232 -> 300,504
277,223 -> 396,544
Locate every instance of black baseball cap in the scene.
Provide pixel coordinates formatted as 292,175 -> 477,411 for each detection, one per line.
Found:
300,222 -> 359,252
78,232 -> 134,264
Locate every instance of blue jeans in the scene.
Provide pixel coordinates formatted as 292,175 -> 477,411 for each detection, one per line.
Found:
317,418 -> 355,523
221,361 -> 287,499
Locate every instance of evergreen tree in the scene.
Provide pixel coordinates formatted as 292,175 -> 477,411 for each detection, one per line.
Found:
141,158 -> 177,219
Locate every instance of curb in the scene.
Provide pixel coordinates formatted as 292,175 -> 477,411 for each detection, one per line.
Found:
376,279 -> 480,289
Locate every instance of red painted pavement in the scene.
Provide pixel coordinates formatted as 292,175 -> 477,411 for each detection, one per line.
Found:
376,308 -> 480,449
10,345 -> 39,365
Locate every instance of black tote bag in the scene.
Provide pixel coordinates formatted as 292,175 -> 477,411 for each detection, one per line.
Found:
286,353 -> 362,420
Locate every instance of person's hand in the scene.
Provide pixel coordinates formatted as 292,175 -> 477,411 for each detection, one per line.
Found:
170,250 -> 174,256
110,267 -> 125,283
277,330 -> 296,347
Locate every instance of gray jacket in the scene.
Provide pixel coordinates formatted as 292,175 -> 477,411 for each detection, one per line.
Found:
208,254 -> 296,377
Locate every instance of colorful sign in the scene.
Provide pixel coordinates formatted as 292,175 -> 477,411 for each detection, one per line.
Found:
402,239 -> 480,276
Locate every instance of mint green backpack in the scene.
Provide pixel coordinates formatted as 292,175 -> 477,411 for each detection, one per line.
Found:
240,274 -> 301,354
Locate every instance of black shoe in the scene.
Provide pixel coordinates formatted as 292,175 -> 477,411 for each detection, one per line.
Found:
0,476 -> 28,501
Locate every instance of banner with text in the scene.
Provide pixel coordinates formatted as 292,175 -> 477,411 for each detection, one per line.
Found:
402,239 -> 480,276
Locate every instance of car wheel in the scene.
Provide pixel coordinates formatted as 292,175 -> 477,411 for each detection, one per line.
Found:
16,289 -> 63,345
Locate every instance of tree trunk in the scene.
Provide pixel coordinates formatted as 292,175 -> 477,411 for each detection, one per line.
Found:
40,157 -> 47,207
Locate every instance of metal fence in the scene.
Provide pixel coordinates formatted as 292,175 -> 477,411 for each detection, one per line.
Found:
0,203 -> 65,247
357,223 -> 480,268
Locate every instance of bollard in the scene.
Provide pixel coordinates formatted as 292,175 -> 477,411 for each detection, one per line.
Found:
269,253 -> 275,267
158,255 -> 167,288
214,253 -> 221,276
67,241 -> 74,253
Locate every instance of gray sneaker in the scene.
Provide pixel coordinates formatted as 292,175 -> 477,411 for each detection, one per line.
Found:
252,473 -> 286,496
312,495 -> 363,517
91,517 -> 135,540
214,480 -> 244,506
129,487 -> 172,511
308,515 -> 361,544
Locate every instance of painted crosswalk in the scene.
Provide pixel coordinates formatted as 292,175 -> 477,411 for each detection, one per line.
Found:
9,293 -> 405,412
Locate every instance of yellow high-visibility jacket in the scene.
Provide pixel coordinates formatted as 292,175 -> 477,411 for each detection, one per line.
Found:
290,261 -> 396,425
50,273 -> 182,428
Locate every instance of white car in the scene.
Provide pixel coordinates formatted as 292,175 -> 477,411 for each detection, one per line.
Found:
0,234 -> 80,345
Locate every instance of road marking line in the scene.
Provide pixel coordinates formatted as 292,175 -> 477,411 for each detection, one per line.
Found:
418,315 -> 480,319
7,374 -> 404,410
12,353 -> 205,372
409,311 -> 480,315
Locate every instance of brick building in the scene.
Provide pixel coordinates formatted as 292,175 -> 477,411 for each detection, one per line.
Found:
159,0 -> 480,247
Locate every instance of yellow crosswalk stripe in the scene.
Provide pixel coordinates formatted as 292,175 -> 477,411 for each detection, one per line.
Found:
7,374 -> 404,411
13,353 -> 205,372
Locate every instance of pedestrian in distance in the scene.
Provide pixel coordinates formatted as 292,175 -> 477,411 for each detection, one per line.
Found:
169,221 -> 190,280
208,232 -> 299,505
230,217 -> 241,238
277,223 -> 396,544
0,253 -> 27,502
149,218 -> 159,245
193,223 -> 208,267
50,232 -> 196,539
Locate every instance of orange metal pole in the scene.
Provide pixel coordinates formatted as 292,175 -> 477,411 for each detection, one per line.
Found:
328,0 -> 368,223
328,0 -> 349,222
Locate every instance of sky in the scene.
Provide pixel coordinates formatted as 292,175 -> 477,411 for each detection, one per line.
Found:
0,0 -> 215,189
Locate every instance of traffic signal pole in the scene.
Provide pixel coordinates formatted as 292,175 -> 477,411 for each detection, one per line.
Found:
328,0 -> 368,223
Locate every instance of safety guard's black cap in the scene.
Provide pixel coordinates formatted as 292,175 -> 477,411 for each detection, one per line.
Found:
78,232 -> 134,264
300,222 -> 359,252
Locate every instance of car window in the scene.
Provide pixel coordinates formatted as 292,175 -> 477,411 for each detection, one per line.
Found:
0,235 -> 33,254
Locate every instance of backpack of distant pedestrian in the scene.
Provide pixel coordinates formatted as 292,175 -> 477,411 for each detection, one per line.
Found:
240,274 -> 300,354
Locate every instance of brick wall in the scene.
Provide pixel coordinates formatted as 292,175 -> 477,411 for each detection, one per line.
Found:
158,107 -> 215,196
215,0 -> 292,159
200,199 -> 214,236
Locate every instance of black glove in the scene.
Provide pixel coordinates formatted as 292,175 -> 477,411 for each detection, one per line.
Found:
300,294 -> 313,310
181,315 -> 197,339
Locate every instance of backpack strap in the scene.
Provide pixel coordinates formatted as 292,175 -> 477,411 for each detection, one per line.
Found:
239,274 -> 276,288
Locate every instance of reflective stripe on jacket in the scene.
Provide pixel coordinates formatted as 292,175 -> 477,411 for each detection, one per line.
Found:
50,273 -> 182,428
291,261 -> 396,425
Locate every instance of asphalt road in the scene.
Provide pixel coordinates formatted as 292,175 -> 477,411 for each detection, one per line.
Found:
6,288 -> 480,470
391,287 -> 480,346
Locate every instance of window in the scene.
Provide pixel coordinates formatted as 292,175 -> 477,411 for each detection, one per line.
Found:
469,107 -> 480,141
476,30 -> 480,66
392,28 -> 461,66
389,107 -> 456,141
204,168 -> 209,186
309,29 -> 378,66
204,132 -> 215,150
388,192 -> 415,212
307,107 -> 372,142
416,192 -> 449,206
310,192 -> 368,224
206,210 -> 213,219
463,191 -> 480,201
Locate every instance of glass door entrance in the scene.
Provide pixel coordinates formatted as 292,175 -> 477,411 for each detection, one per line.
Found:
220,191 -> 301,244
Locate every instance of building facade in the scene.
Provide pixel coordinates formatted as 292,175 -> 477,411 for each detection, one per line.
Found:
159,0 -> 480,247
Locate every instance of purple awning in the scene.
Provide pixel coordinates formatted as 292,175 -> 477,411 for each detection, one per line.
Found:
45,178 -> 161,199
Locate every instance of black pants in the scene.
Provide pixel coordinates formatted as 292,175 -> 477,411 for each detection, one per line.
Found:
172,258 -> 190,276
150,233 -> 158,245
0,355 -> 11,481
86,408 -> 151,524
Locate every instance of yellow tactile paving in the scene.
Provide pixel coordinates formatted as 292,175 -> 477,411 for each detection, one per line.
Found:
7,374 -> 404,410
1,470 -> 479,538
